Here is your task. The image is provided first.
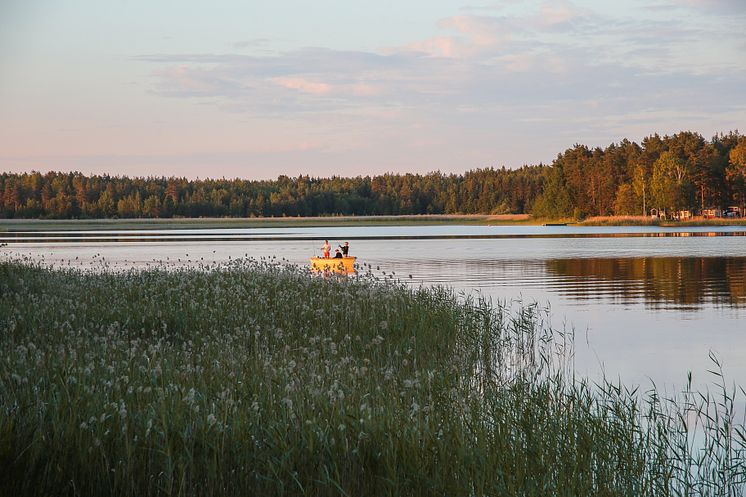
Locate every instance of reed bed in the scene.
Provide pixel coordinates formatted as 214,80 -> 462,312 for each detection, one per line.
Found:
580,215 -> 663,226
579,215 -> 746,227
1,257 -> 745,496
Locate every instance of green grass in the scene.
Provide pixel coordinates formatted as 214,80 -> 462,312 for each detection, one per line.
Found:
1,258 -> 745,496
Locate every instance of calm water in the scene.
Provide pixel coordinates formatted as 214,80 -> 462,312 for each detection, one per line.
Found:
3,224 -> 745,389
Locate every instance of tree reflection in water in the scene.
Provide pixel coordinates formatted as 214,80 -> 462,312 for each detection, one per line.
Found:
545,257 -> 746,309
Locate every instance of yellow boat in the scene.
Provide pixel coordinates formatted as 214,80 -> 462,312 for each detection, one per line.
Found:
310,256 -> 356,274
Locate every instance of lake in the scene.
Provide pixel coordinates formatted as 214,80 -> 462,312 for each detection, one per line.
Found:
3,224 -> 745,389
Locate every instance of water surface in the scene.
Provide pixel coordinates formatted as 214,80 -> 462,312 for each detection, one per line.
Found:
3,224 -> 745,388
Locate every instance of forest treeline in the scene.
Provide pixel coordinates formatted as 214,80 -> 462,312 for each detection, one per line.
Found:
1,131 -> 745,219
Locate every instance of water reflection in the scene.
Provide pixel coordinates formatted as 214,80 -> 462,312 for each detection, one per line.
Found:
546,257 -> 746,309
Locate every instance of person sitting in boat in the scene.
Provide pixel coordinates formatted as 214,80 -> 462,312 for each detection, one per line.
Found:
321,240 -> 331,258
333,249 -> 343,259
338,241 -> 349,257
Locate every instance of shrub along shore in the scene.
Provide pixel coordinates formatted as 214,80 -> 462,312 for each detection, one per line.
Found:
1,258 -> 745,496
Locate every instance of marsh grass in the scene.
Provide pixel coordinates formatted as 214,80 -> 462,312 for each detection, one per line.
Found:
580,216 -> 746,227
1,257 -> 745,496
580,216 -> 663,226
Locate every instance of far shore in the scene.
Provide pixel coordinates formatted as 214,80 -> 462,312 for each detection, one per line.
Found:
1,214 -> 746,231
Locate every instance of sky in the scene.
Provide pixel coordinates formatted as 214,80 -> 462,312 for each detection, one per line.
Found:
1,0 -> 745,180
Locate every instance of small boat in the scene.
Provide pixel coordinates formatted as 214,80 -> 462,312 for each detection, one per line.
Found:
310,256 -> 356,274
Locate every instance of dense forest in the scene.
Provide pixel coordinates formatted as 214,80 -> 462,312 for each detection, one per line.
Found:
1,131 -> 745,219
532,131 -> 746,219
0,168 -> 545,219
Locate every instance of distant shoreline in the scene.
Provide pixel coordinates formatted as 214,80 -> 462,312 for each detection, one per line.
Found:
0,214 -> 526,231
1,214 -> 745,231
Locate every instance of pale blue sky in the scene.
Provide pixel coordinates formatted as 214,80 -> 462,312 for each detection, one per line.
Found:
1,0 -> 744,179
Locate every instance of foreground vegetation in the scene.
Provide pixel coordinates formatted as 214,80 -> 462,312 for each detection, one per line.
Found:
1,258 -> 745,496
2,130 -> 746,221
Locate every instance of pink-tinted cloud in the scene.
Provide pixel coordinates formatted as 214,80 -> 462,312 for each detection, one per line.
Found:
440,15 -> 512,48
400,3 -> 591,60
272,76 -> 382,98
273,76 -> 332,95
406,36 -> 458,57
536,1 -> 583,27
402,15 -> 513,58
